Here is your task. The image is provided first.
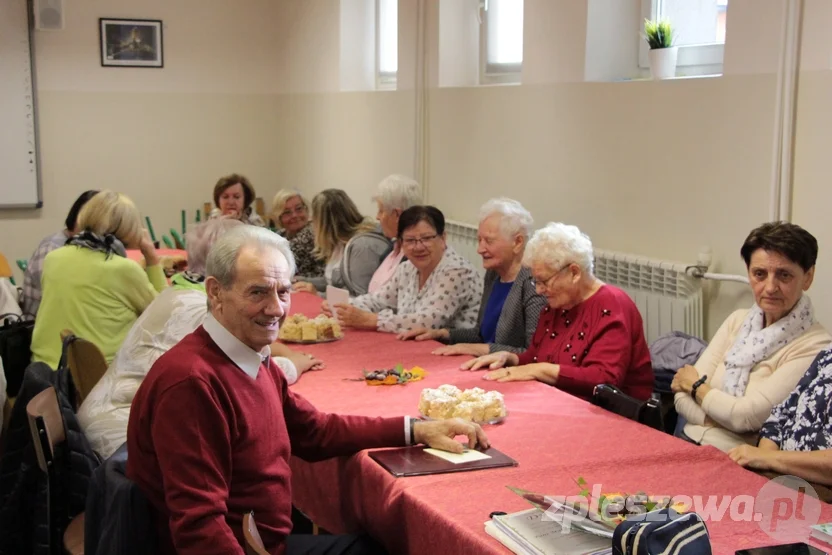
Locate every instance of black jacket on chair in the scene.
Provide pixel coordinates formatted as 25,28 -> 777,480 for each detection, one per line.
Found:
0,362 -> 100,555
85,442 -> 157,555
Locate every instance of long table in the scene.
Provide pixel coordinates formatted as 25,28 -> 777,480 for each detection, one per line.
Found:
287,292 -> 832,554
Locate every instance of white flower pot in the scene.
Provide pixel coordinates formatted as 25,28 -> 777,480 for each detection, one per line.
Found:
648,46 -> 678,80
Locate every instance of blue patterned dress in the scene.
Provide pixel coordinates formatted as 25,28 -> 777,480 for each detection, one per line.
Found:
759,346 -> 832,450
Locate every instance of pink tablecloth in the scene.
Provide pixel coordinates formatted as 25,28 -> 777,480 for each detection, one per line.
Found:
287,292 -> 832,554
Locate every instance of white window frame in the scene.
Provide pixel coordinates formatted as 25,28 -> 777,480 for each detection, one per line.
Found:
638,0 -> 726,73
376,0 -> 397,90
479,0 -> 522,85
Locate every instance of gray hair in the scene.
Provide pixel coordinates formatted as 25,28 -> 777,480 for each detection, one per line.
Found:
372,174 -> 422,212
185,219 -> 244,275
206,225 -> 296,288
524,222 -> 595,276
478,197 -> 533,241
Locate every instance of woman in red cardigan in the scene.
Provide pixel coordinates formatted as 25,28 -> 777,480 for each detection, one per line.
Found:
461,222 -> 654,401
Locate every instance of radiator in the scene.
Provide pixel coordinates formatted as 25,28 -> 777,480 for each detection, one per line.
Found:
445,220 -> 704,344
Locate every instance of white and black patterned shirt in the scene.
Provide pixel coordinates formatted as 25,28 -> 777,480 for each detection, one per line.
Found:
760,345 -> 832,451
351,246 -> 482,333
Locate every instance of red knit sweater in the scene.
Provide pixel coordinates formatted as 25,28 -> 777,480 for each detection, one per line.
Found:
126,326 -> 405,555
517,285 -> 654,401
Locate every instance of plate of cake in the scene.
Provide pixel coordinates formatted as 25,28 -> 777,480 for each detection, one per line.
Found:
279,314 -> 344,344
418,385 -> 507,424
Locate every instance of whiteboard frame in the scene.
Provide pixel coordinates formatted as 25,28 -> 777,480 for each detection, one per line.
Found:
0,0 -> 43,209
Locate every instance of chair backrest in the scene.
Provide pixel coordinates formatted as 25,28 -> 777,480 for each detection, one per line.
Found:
254,197 -> 265,219
591,384 -> 664,432
60,330 -> 108,404
203,202 -> 213,221
0,253 -> 12,279
242,512 -> 270,555
26,386 -> 66,473
16,259 -> 28,273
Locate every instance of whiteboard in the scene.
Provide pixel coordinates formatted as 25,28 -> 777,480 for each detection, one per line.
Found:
0,0 -> 41,208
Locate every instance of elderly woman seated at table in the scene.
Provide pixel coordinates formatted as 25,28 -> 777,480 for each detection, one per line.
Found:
728,346 -> 832,502
293,189 -> 390,296
399,198 -> 545,357
673,222 -> 830,453
209,173 -> 266,227
77,219 -> 322,459
461,222 -> 653,401
327,205 -> 481,333
368,174 -> 423,293
30,191 -> 166,369
271,189 -> 324,279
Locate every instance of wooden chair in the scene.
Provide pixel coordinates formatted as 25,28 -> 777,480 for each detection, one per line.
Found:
60,330 -> 108,405
243,512 -> 270,555
203,202 -> 213,221
0,253 -> 12,279
26,386 -> 85,555
254,197 -> 266,219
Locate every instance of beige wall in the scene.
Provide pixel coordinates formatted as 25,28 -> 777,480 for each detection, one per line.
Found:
2,0 -> 830,339
0,0 -> 288,280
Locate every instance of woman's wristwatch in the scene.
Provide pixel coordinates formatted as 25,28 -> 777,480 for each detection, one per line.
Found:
690,375 -> 708,400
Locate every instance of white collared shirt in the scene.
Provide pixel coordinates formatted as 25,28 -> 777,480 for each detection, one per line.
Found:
203,314 -> 275,380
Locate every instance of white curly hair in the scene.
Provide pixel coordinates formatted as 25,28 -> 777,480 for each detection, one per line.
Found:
523,222 -> 594,276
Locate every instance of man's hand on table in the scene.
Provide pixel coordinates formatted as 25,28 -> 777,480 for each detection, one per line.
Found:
413,418 -> 490,454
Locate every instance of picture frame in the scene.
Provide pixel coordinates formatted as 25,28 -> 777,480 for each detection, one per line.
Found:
99,18 -> 163,68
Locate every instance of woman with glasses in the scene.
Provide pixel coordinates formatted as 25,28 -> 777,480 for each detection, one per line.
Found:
398,198 -> 546,356
673,222 -> 830,452
326,205 -> 481,333
292,189 -> 390,296
271,189 -> 325,278
461,222 -> 653,401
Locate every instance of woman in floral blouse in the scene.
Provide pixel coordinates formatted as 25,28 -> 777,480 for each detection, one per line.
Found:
326,205 -> 482,333
729,346 -> 832,494
271,189 -> 325,278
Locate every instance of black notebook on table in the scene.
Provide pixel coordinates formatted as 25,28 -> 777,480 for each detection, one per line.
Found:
369,445 -> 518,477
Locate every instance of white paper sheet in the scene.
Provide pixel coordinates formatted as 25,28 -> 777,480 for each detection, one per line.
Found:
326,285 -> 350,318
423,448 -> 492,464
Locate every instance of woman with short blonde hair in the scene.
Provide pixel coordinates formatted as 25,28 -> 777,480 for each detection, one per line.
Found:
31,190 -> 166,368
293,189 -> 390,296
270,189 -> 323,278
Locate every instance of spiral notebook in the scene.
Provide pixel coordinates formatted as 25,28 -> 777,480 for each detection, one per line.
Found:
368,445 -> 518,477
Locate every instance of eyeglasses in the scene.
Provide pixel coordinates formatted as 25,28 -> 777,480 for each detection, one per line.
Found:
280,205 -> 307,218
401,234 -> 439,248
531,263 -> 573,291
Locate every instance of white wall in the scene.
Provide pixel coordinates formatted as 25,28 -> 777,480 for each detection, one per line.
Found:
2,0 -> 831,340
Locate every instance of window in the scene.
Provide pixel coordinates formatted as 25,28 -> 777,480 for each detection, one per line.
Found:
640,0 -> 728,72
480,0 -> 523,84
376,0 -> 397,89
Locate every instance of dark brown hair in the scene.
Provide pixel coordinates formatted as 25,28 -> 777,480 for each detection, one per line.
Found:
397,205 -> 445,239
740,221 -> 818,272
213,173 -> 255,209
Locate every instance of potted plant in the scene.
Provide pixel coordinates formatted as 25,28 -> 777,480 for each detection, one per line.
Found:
644,18 -> 677,79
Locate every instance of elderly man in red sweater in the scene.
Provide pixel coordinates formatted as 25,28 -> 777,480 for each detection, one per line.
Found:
127,225 -> 488,555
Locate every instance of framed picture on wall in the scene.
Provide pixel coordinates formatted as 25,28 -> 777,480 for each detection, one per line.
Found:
99,18 -> 163,68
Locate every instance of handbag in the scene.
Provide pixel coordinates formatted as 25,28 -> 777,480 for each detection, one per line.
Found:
612,508 -> 712,555
591,384 -> 664,431
0,313 -> 35,396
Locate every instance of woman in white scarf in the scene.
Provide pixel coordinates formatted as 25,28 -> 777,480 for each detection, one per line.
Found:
672,222 -> 831,452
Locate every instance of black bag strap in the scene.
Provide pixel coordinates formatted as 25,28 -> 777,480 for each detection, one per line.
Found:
57,332 -> 78,371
